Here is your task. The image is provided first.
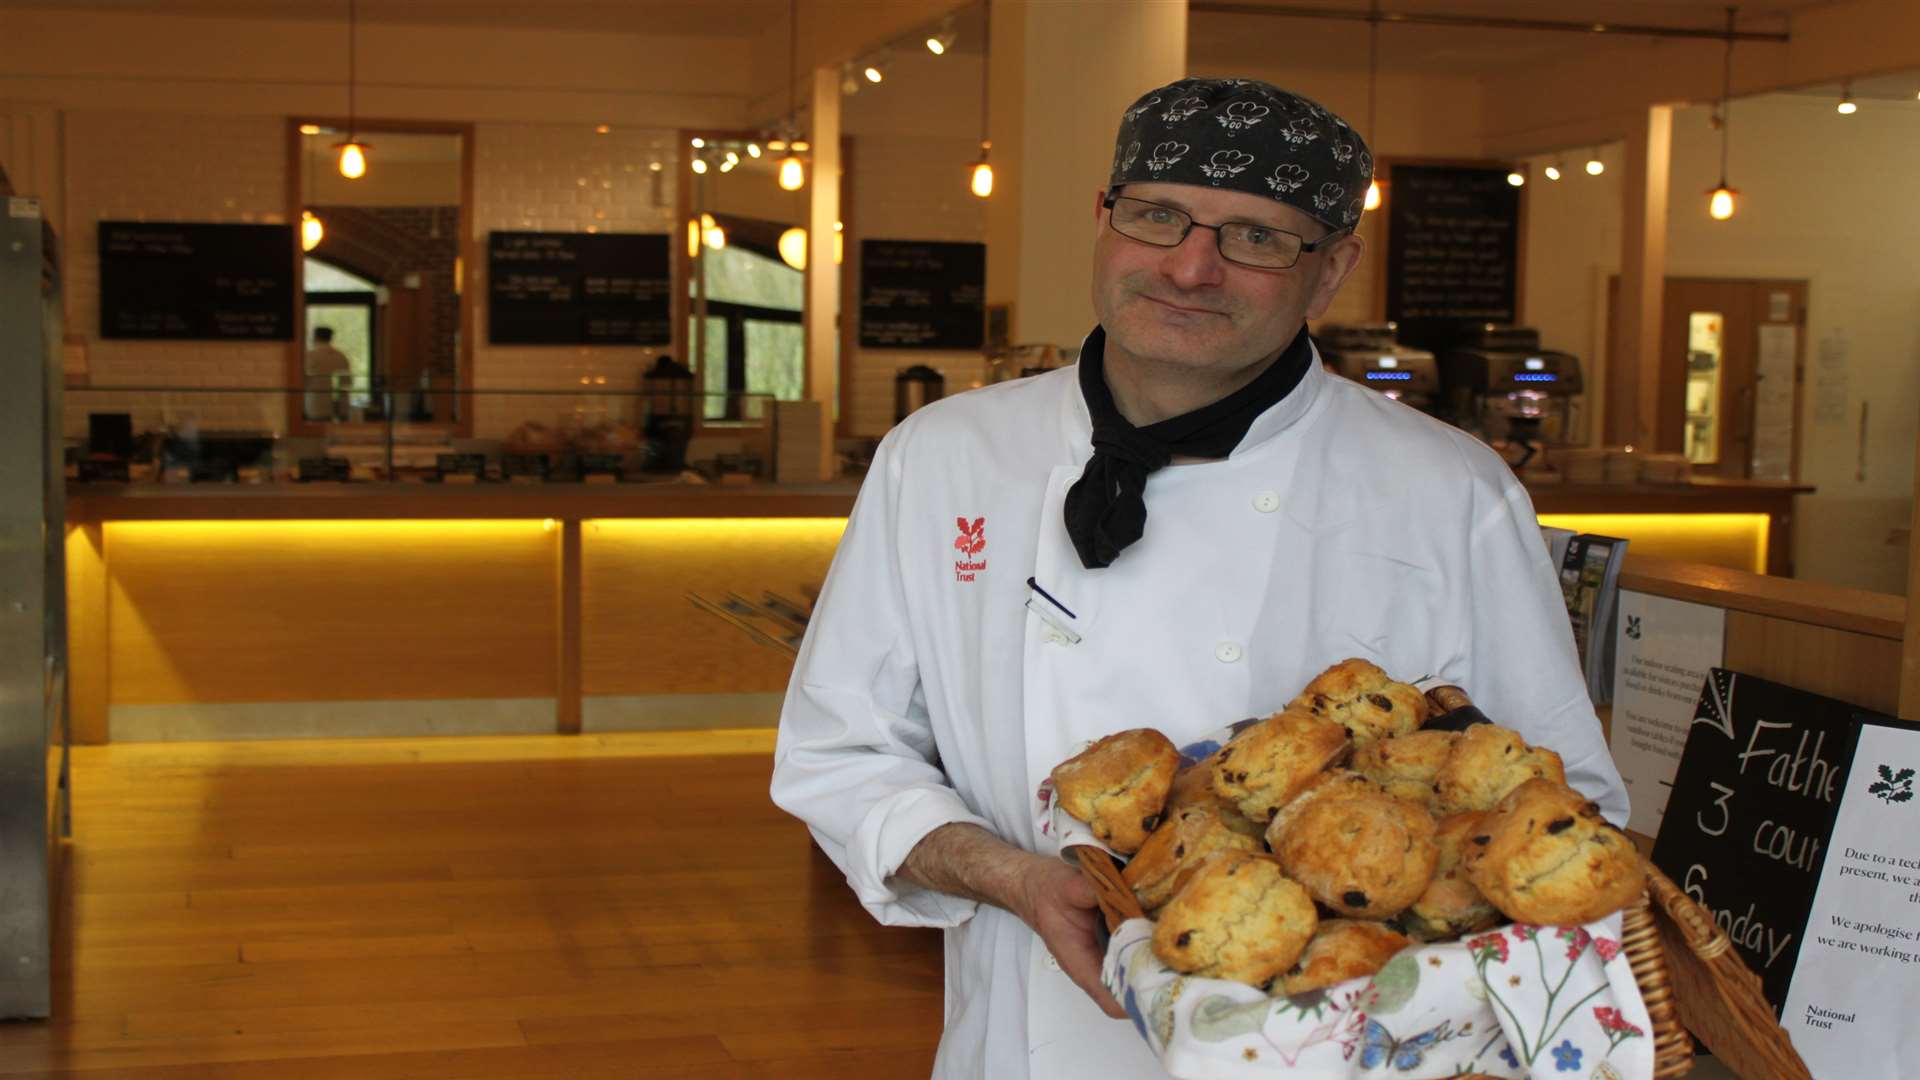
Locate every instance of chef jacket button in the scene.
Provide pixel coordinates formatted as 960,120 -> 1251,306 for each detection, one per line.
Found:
1253,490 -> 1280,513
1215,641 -> 1243,663
1044,951 -> 1061,971
1043,628 -> 1066,645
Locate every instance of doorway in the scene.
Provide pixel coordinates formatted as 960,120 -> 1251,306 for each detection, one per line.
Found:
1659,278 -> 1808,480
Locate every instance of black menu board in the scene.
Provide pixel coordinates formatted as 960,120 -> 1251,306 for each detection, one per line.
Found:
488,231 -> 671,345
98,221 -> 294,340
1651,668 -> 1874,1012
859,240 -> 985,350
1384,165 -> 1520,351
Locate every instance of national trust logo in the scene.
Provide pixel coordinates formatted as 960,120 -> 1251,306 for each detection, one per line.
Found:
953,516 -> 986,582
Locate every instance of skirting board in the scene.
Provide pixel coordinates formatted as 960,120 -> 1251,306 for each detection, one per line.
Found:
583,693 -> 783,732
109,698 -> 558,742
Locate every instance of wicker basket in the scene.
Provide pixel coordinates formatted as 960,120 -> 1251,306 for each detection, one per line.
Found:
1073,687 -> 1816,1080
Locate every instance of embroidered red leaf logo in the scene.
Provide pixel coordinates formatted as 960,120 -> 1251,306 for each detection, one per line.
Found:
953,517 -> 986,556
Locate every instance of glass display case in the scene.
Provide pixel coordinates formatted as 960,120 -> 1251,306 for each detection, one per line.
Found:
64,385 -> 782,487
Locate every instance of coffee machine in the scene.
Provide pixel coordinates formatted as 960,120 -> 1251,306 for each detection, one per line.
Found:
1438,325 -> 1586,463
1314,323 -> 1440,416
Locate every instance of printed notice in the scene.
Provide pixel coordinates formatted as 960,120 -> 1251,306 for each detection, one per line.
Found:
1783,721 -> 1920,1078
1610,591 -> 1725,838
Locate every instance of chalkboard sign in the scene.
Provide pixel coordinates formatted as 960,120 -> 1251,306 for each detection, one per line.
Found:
99,221 -> 294,340
1384,165 -> 1520,352
1651,668 -> 1877,1011
859,240 -> 985,350
488,231 -> 671,345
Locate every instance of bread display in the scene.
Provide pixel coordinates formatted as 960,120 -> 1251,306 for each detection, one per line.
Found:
1432,724 -> 1567,815
1124,806 -> 1262,911
1049,728 -> 1184,854
1270,784 -> 1438,919
1288,658 -> 1429,744
1354,729 -> 1459,806
1209,707 -> 1351,824
1150,851 -> 1317,989
1463,778 -> 1645,927
1279,919 -> 1412,995
1047,660 -> 1645,1001
1394,811 -> 1503,942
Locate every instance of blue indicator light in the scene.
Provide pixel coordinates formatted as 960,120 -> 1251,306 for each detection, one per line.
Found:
1514,373 -> 1559,382
1364,371 -> 1414,381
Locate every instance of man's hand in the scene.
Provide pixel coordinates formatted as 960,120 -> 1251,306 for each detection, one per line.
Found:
897,823 -> 1127,1019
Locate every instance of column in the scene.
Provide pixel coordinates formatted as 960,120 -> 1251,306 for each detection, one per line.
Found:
801,64 -> 842,480
1609,104 -> 1672,450
985,0 -> 1187,351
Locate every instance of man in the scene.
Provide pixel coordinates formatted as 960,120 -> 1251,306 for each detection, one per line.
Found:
303,326 -> 352,421
771,78 -> 1627,1079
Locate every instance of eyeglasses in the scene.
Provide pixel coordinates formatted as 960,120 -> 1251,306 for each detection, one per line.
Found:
1102,194 -> 1340,270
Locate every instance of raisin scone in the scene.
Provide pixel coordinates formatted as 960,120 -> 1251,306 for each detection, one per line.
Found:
1123,806 -> 1262,911
1354,729 -> 1460,807
1210,708 -> 1352,824
1289,658 -> 1430,745
1049,728 -> 1182,854
1394,810 -> 1503,942
1271,787 -> 1438,919
1263,769 -> 1383,848
1279,919 -> 1413,995
1150,851 -> 1318,990
1463,778 -> 1645,926
1431,724 -> 1567,815
1165,751 -> 1265,840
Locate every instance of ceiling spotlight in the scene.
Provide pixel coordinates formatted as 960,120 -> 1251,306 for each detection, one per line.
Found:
692,157 -> 708,175
691,137 -> 706,148
1585,152 -> 1605,176
719,157 -> 738,173
1506,168 -> 1525,187
767,139 -> 788,152
778,154 -> 805,191
1544,163 -> 1562,181
791,139 -> 810,152
298,123 -> 322,136
841,61 -> 861,96
595,124 -> 610,135
863,57 -> 886,84
746,142 -> 761,158
1837,84 -> 1857,114
926,19 -> 957,56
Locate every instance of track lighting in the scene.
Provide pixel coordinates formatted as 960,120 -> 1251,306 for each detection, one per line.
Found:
927,18 -> 957,55
1506,168 -> 1525,187
1836,84 -> 1856,114
1585,151 -> 1604,176
1544,162 -> 1562,181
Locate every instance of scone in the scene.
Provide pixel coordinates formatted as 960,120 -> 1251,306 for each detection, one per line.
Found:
1050,728 -> 1182,854
1165,753 -> 1265,839
1150,852 -> 1318,989
1290,658 -> 1430,744
1264,769 -> 1382,848
1395,810 -> 1503,942
1279,919 -> 1412,995
1463,778 -> 1645,926
1272,787 -> 1438,919
1354,730 -> 1460,806
1210,707 -> 1352,824
1431,724 -> 1567,815
1123,806 -> 1262,911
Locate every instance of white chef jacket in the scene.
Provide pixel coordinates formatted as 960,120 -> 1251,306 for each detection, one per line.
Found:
770,341 -> 1630,1080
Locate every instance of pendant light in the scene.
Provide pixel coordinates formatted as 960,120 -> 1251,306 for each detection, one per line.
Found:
969,0 -> 993,198
333,0 -> 369,180
1707,7 -> 1739,221
300,135 -> 324,251
775,0 -> 806,191
1363,1 -> 1382,212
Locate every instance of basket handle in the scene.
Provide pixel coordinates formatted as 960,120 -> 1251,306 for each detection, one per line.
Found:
1072,845 -> 1144,933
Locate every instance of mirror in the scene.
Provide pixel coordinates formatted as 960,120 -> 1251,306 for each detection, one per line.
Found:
288,120 -> 472,430
680,131 -> 833,423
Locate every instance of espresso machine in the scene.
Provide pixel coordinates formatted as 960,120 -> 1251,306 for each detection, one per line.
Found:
1438,325 -> 1586,468
1314,323 -> 1441,416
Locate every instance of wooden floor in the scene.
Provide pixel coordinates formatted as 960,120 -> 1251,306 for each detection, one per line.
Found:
0,730 -> 945,1078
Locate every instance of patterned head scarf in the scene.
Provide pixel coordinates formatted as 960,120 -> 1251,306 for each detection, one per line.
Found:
1108,77 -> 1373,233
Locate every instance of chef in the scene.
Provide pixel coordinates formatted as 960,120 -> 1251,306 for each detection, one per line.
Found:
771,77 -> 1628,1080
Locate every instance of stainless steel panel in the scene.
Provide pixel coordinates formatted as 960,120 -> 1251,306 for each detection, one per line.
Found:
0,200 -> 63,1019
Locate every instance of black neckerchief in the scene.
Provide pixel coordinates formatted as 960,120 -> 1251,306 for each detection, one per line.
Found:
1063,324 -> 1314,569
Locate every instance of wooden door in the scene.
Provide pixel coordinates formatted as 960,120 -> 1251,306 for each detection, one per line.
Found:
1659,278 -> 1808,479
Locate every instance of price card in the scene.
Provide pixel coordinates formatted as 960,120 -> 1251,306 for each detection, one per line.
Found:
1782,720 -> 1920,1078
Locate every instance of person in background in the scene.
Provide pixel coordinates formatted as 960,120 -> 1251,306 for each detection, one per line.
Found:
771,76 -> 1627,1080
303,325 -> 351,420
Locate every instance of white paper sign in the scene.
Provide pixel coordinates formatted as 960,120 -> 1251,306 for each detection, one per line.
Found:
1782,721 -> 1920,1079
1609,590 -> 1726,838
1752,323 -> 1798,482
1814,332 -> 1850,425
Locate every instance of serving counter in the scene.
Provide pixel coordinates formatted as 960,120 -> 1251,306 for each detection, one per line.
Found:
63,473 -> 1811,744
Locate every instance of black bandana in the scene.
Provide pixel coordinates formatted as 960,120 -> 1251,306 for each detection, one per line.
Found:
1063,325 -> 1315,569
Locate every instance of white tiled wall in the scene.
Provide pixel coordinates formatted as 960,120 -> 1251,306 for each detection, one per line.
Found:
63,112 -> 288,436
470,124 -> 680,439
847,134 -> 989,437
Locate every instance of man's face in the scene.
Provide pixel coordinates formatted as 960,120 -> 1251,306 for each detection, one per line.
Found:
1090,181 -> 1362,379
